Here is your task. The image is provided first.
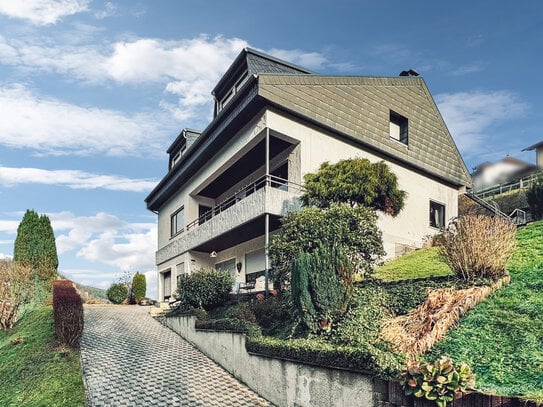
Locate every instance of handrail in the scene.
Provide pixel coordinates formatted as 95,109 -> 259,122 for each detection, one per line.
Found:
476,171 -> 542,198
185,175 -> 302,232
464,191 -> 509,218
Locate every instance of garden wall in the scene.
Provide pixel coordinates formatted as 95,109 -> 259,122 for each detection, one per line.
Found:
161,315 -> 537,407
161,315 -> 374,407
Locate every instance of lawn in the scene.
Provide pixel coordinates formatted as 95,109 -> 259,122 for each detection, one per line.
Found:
425,220 -> 543,400
374,246 -> 452,281
0,306 -> 86,407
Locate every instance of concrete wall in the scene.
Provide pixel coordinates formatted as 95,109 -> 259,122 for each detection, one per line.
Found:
162,315 -> 374,407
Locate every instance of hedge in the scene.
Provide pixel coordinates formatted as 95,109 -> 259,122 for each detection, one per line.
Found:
52,279 -> 83,347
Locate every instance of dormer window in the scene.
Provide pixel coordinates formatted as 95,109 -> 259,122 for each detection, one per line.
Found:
169,144 -> 186,170
216,71 -> 248,114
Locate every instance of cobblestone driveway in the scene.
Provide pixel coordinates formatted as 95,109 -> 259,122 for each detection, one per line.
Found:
81,305 -> 272,406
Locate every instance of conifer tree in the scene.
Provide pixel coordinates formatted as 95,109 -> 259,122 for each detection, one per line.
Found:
13,210 -> 58,283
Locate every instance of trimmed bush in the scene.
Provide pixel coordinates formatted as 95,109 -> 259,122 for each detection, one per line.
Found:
175,268 -> 234,310
438,214 -> 516,281
246,336 -> 403,379
132,272 -> 146,303
107,282 -> 128,304
52,279 -> 83,347
301,158 -> 406,216
196,318 -> 262,338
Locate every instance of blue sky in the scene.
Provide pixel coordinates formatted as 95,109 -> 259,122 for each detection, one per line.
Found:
0,0 -> 541,298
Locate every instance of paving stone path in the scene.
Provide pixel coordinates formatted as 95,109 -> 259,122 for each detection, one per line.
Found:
81,305 -> 272,407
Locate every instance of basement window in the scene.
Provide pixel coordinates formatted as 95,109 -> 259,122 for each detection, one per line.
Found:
429,200 -> 445,229
390,111 -> 408,145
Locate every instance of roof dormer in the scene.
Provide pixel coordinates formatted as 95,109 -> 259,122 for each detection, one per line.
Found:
212,48 -> 313,118
167,128 -> 201,171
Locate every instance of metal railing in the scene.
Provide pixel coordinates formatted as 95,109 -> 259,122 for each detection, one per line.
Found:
185,174 -> 302,232
476,171 -> 542,198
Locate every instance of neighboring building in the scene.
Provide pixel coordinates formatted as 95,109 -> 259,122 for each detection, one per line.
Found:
522,140 -> 543,169
145,48 -> 471,301
471,156 -> 539,193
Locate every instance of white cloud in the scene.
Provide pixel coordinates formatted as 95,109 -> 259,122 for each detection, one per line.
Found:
0,85 -> 171,156
0,0 -> 89,25
48,211 -> 157,272
436,90 -> 527,156
0,253 -> 11,260
94,2 -> 116,19
0,220 -> 19,234
0,34 -> 332,125
77,226 -> 157,271
266,48 -> 328,70
0,166 -> 158,192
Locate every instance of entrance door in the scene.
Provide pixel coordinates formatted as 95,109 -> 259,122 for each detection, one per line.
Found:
163,270 -> 172,301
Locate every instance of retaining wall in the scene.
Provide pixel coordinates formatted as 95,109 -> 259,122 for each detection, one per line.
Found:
162,315 -> 536,407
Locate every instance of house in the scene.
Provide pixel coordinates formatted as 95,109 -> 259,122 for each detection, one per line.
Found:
145,48 -> 471,301
471,156 -> 539,193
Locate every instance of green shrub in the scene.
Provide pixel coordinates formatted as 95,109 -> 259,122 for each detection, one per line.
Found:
526,173 -> 543,219
107,282 -> 128,304
270,203 -> 384,285
301,158 -> 406,216
246,336 -> 403,379
131,272 -> 146,303
251,295 -> 294,336
438,214 -> 516,281
175,268 -> 234,310
228,302 -> 257,323
196,318 -> 262,338
291,245 -> 352,333
401,356 -> 475,407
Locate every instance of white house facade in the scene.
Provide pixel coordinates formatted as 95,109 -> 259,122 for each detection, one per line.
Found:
145,48 -> 471,301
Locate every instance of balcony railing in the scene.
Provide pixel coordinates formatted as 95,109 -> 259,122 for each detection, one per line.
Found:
185,174 -> 303,232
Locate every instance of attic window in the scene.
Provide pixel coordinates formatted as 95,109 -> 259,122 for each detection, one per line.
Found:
217,71 -> 248,114
390,111 -> 408,145
170,145 -> 186,170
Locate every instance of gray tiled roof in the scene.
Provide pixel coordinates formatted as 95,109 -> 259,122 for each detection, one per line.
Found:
246,49 -> 312,76
257,74 -> 471,187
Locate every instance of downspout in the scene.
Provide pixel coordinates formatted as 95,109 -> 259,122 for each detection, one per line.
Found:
264,127 -> 270,296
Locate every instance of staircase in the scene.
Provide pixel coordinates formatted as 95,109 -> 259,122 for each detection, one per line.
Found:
149,302 -> 171,318
464,191 -> 527,226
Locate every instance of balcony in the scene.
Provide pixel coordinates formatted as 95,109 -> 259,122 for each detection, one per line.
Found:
156,175 -> 302,265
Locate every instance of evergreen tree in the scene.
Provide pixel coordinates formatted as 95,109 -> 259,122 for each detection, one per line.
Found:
301,158 -> 406,216
132,272 -> 147,303
13,210 -> 58,283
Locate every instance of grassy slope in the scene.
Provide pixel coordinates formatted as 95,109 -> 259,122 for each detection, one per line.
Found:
0,306 -> 86,407
374,246 -> 452,281
425,221 -> 543,399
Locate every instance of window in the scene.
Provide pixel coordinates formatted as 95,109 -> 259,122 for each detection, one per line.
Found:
390,111 -> 408,145
215,258 -> 236,277
429,200 -> 445,229
170,206 -> 184,236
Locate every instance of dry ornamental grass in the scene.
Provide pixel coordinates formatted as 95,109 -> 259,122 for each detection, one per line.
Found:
381,277 -> 509,356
